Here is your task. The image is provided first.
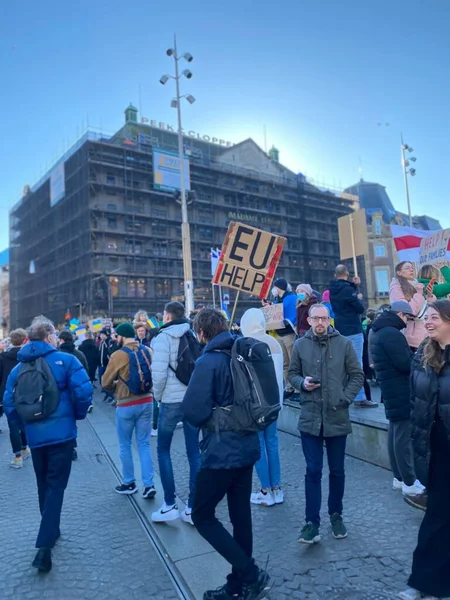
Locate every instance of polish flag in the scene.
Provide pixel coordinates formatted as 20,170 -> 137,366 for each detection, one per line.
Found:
390,225 -> 450,262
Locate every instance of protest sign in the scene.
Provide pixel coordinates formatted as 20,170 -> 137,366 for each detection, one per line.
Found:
419,229 -> 450,267
338,209 -> 368,277
90,318 -> 103,331
212,222 -> 286,299
261,304 -> 285,330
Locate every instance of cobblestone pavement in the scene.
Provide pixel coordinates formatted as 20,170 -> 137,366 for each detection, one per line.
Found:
93,396 -> 426,600
0,416 -> 180,600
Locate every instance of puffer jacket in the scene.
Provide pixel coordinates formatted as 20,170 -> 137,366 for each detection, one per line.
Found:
3,341 -> 93,449
411,344 -> 450,486
288,327 -> 364,437
370,311 -> 413,421
182,331 -> 260,469
151,319 -> 191,404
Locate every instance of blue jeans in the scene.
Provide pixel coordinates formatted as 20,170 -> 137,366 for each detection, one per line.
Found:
347,333 -> 366,402
255,421 -> 281,489
116,402 -> 154,487
157,402 -> 200,508
301,430 -> 347,527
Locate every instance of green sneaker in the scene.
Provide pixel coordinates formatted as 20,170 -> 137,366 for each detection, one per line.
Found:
298,522 -> 320,544
330,513 -> 348,539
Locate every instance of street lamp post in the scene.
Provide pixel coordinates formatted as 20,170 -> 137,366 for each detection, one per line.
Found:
160,36 -> 196,315
401,134 -> 417,227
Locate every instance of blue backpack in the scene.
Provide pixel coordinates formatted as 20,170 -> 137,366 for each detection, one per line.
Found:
120,346 -> 153,395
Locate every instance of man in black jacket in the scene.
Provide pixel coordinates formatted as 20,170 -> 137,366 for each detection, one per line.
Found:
79,332 -> 100,384
183,309 -> 270,600
0,328 -> 30,468
330,264 -> 377,408
370,301 -> 426,509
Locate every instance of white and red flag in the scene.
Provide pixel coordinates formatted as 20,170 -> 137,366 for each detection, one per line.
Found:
390,225 -> 450,262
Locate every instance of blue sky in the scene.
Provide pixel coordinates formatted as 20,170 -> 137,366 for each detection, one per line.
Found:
1,0 -> 449,252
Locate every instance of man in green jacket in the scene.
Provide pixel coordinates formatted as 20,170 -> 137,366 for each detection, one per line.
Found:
288,303 -> 364,545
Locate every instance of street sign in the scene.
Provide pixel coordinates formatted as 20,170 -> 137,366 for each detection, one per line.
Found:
212,222 -> 286,299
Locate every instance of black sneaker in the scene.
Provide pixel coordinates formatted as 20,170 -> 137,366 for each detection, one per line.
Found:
330,513 -> 348,539
203,584 -> 239,600
72,449 -> 78,461
115,482 -> 138,495
142,486 -> 157,499
32,548 -> 52,573
241,569 -> 270,600
298,522 -> 321,544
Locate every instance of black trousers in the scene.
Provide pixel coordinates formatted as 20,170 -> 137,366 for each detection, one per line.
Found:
31,440 -> 74,549
7,416 -> 28,455
192,465 -> 258,593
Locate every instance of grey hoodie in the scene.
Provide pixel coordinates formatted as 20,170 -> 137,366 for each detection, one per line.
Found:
288,327 -> 364,437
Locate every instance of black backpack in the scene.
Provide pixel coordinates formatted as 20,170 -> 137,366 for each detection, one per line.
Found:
14,358 -> 60,423
169,331 -> 203,386
210,337 -> 281,435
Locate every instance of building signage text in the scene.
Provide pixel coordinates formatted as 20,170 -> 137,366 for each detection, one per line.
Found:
141,118 -> 233,147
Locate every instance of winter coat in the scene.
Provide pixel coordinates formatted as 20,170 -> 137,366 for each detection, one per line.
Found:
182,331 -> 260,469
99,338 -> 114,367
79,339 -> 101,379
329,279 -> 365,337
389,278 -> 427,349
410,344 -> 450,486
3,341 -> 93,449
59,342 -> 89,373
151,319 -> 191,404
240,308 -> 284,405
273,290 -> 297,336
296,296 -> 318,337
370,311 -> 413,421
288,327 -> 364,437
0,346 -> 21,411
418,266 -> 450,299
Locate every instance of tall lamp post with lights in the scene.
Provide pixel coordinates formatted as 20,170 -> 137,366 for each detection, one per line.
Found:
160,36 -> 196,315
401,134 -> 417,227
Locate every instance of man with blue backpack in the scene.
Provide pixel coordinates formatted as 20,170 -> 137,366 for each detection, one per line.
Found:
101,322 -> 155,499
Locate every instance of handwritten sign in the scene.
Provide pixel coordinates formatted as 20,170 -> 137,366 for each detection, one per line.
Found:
261,304 -> 285,330
212,222 -> 286,298
419,229 -> 450,266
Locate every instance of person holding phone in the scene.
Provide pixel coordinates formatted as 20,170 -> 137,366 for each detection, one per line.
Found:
288,303 -> 364,545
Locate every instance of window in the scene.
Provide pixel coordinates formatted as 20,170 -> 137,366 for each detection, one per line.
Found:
198,227 -> 213,240
375,269 -> 390,294
152,208 -> 168,218
153,241 -> 168,257
155,279 -> 170,298
109,277 -> 119,297
375,244 -> 386,257
127,279 -> 136,297
374,218 -> 382,235
106,174 -> 115,185
137,279 -> 146,298
107,203 -> 117,211
108,216 -> 117,229
125,240 -> 142,254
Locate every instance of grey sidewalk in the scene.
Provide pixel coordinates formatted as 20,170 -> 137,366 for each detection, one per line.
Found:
0,416 -> 181,600
92,394 -> 425,600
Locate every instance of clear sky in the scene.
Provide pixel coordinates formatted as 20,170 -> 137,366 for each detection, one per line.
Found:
1,0 -> 449,252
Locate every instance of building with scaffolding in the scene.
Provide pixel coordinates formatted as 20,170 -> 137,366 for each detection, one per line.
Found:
10,105 -> 355,327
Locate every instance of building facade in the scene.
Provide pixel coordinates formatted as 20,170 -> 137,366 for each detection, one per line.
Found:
10,106 -> 354,327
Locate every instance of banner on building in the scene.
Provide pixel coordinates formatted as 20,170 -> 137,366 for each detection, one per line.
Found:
212,222 -> 286,298
419,229 -> 450,266
50,162 -> 66,207
153,149 -> 191,192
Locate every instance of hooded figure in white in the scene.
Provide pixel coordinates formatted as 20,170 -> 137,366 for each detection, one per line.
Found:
240,308 -> 284,407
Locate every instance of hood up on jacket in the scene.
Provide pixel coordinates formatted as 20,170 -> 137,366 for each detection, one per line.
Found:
0,346 -> 21,367
18,341 -> 56,363
371,310 -> 406,333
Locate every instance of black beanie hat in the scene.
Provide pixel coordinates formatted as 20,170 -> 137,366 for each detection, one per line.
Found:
273,278 -> 288,291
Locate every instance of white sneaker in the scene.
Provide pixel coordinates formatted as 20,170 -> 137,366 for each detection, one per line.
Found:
393,478 -> 403,491
21,447 -> 31,460
181,508 -> 194,526
151,429 -> 158,437
402,480 -> 425,496
176,421 -> 183,429
398,589 -> 422,600
151,503 -> 180,523
10,456 -> 23,469
250,490 -> 275,507
272,487 -> 284,504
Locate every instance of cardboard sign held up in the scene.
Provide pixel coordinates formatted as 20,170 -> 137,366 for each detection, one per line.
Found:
338,209 -> 369,277
261,304 -> 285,330
419,229 -> 450,267
212,222 -> 286,299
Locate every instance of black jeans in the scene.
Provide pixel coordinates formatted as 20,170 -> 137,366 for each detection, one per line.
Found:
301,430 -> 347,527
31,440 -> 74,548
7,416 -> 28,455
192,465 -> 258,593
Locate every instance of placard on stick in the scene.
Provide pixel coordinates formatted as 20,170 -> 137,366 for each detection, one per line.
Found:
212,222 -> 286,299
261,304 -> 285,330
338,209 -> 369,276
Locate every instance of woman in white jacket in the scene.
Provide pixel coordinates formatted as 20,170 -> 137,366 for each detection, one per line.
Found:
240,308 -> 284,506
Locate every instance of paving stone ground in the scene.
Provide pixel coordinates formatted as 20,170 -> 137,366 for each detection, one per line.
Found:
94,397 -> 428,600
0,415 -> 180,600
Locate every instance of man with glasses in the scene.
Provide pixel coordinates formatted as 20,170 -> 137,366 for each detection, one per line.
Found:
288,303 -> 364,544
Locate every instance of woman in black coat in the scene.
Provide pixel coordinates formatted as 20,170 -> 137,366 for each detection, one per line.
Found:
79,332 -> 101,383
400,300 -> 450,600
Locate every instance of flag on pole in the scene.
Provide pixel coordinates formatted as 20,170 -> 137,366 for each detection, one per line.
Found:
390,225 -> 450,262
211,248 -> 221,277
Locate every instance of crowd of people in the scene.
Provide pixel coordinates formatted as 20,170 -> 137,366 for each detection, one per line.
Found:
0,260 -> 449,600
